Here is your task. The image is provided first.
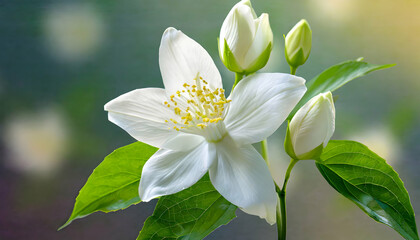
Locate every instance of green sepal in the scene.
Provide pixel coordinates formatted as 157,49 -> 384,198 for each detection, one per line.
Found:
219,38 -> 272,75
219,38 -> 243,73
284,121 -> 298,160
243,41 -> 272,74
285,47 -> 306,69
296,143 -> 323,160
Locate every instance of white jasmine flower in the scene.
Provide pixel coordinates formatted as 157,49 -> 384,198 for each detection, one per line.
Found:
285,92 -> 335,160
219,0 -> 273,73
105,27 -> 306,224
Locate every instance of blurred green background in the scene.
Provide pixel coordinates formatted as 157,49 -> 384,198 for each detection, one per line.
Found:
1,0 -> 419,239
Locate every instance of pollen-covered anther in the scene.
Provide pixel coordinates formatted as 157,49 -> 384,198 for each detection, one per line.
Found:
209,117 -> 222,123
163,76 -> 231,133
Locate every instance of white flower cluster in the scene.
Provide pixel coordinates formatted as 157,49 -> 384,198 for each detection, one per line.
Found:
105,0 -> 335,224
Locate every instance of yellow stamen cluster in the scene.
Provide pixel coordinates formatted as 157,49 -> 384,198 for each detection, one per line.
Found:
164,76 -> 231,131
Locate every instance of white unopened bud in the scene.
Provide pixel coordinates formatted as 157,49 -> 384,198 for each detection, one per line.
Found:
285,19 -> 312,70
285,92 -> 335,160
219,0 -> 273,74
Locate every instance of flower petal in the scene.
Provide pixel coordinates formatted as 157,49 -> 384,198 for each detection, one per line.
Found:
224,73 -> 306,145
159,27 -> 222,94
162,132 -> 205,152
243,13 -> 273,69
220,3 -> 256,69
290,92 -> 336,156
209,136 -> 277,224
139,141 -> 215,202
104,88 -> 178,148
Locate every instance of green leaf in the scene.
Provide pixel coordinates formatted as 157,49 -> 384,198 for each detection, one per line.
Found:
59,142 -> 158,230
137,174 -> 237,240
316,140 -> 419,240
287,60 -> 394,120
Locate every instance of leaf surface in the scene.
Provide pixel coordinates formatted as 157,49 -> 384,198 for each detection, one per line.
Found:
316,140 -> 419,240
60,142 -> 158,230
137,174 -> 237,240
288,60 -> 394,120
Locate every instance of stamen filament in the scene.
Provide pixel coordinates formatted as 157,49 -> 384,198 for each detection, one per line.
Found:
163,73 -> 231,133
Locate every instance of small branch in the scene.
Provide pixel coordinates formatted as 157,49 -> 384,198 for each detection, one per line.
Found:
276,158 -> 299,240
290,66 -> 297,75
231,72 -> 244,91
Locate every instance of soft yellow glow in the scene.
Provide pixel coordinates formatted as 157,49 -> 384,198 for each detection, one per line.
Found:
308,0 -> 358,22
4,108 -> 69,177
348,126 -> 399,165
43,3 -> 105,62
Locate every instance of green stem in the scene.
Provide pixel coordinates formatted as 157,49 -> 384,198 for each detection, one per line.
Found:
232,72 -> 244,91
276,194 -> 283,240
290,66 -> 297,75
260,139 -> 269,164
278,191 -> 286,240
276,158 -> 299,240
282,158 -> 298,190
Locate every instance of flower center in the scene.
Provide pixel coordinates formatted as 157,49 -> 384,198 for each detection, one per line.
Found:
163,73 -> 231,141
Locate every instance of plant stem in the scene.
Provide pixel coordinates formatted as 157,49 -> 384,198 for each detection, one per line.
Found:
260,139 -> 269,164
276,158 -> 299,240
290,66 -> 297,75
282,158 -> 298,190
232,72 -> 244,91
278,191 -> 287,240
276,193 -> 283,240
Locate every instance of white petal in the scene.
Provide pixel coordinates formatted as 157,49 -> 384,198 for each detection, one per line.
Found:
159,27 -> 222,94
290,92 -> 335,156
139,141 -> 215,202
243,13 -> 273,69
236,0 -> 257,18
209,136 -> 277,224
104,88 -> 178,148
224,73 -> 306,146
162,132 -> 205,152
265,137 -> 299,188
220,4 -> 256,69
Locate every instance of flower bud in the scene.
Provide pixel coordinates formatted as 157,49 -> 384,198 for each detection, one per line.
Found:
285,19 -> 312,69
219,0 -> 273,74
285,92 -> 335,160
